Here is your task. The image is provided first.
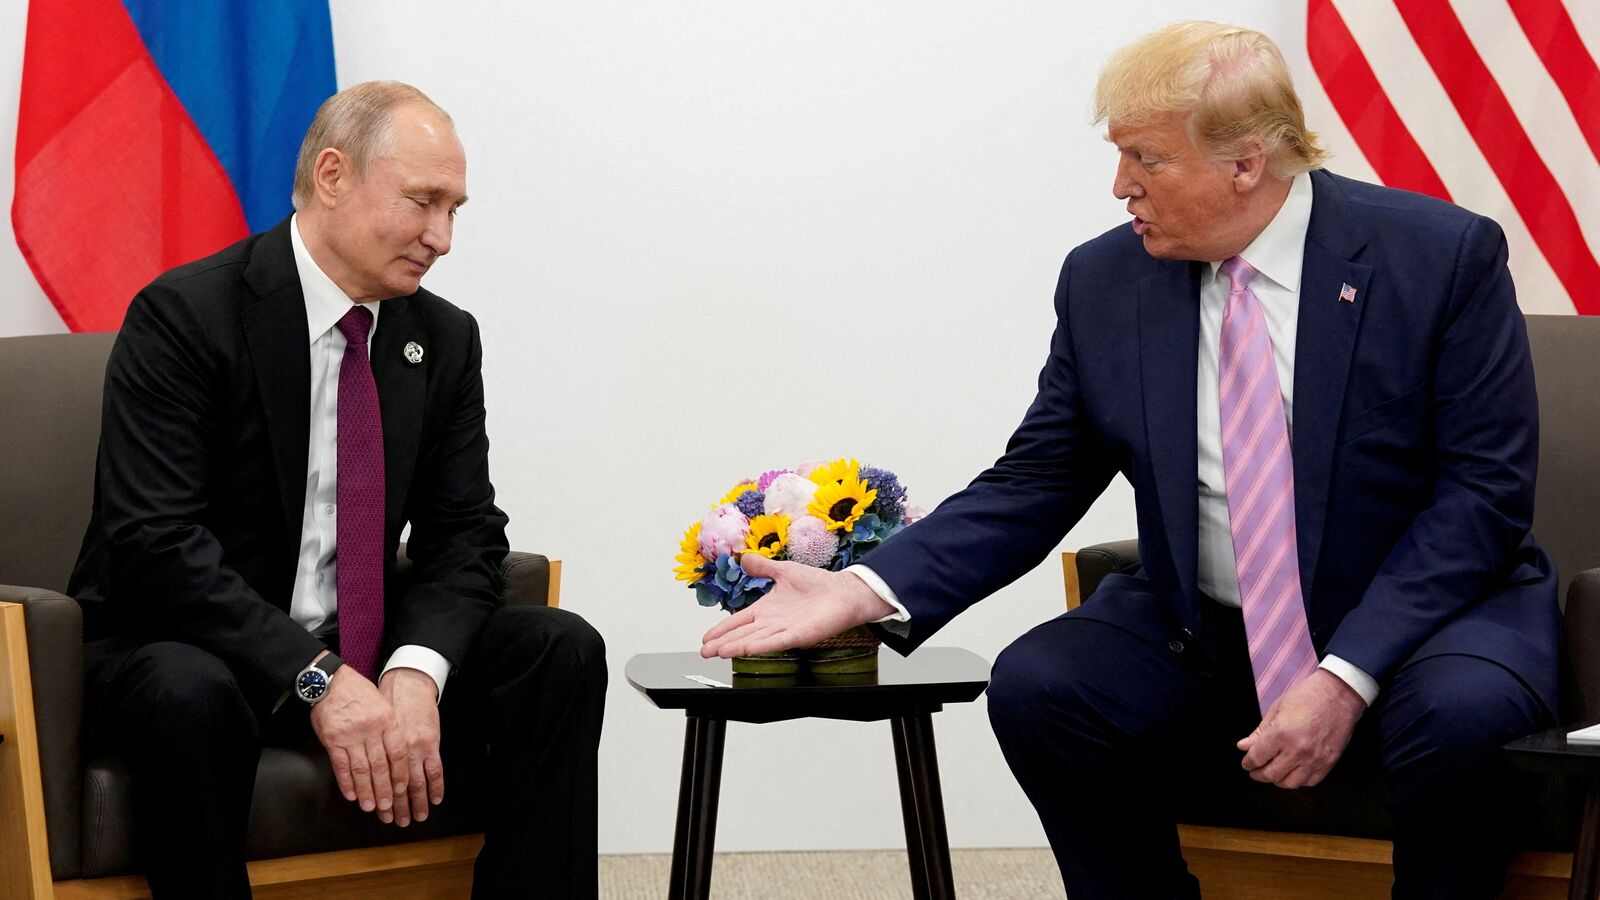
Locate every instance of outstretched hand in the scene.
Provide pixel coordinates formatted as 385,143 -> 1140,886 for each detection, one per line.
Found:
700,554 -> 896,658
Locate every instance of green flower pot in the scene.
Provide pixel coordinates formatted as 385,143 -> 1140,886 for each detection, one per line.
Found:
731,650 -> 803,676
803,645 -> 880,675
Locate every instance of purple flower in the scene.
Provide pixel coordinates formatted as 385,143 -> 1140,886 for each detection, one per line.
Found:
860,465 -> 907,522
756,469 -> 793,491
733,488 -> 765,519
698,505 -> 750,561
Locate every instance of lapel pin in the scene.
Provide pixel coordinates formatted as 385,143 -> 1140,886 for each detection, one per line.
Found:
404,341 -> 424,365
1338,283 -> 1357,303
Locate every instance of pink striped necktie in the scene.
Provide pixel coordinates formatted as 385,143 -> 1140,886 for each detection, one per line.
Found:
335,305 -> 386,680
1217,256 -> 1319,715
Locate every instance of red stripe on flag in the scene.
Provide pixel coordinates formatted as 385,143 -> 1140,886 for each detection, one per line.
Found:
1394,0 -> 1600,315
1306,0 -> 1452,201
12,0 -> 248,333
1507,0 -> 1600,168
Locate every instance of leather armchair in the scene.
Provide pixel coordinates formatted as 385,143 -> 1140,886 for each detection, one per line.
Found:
0,332 -> 559,898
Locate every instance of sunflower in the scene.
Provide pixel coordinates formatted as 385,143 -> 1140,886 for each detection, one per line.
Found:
743,513 -> 792,558
808,457 -> 861,487
718,481 -> 760,506
809,475 -> 878,532
674,522 -> 708,582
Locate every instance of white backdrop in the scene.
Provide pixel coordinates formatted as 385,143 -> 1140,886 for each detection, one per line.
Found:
1,2 -> 1385,853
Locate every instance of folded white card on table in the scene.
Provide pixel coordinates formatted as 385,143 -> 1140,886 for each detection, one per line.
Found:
1567,723 -> 1600,744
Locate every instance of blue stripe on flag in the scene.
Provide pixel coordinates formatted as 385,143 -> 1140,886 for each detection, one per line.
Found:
120,0 -> 336,232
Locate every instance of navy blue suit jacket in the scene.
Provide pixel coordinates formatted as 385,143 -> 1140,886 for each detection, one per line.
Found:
866,170 -> 1560,713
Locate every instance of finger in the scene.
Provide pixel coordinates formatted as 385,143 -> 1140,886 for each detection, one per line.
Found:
425,750 -> 445,807
702,608 -> 758,647
407,751 -> 428,823
1256,750 -> 1301,786
348,744 -> 378,812
715,623 -> 789,658
384,728 -> 411,800
1280,764 -> 1317,791
738,553 -> 782,578
706,620 -> 781,658
367,739 -> 394,813
1236,728 -> 1260,752
392,784 -> 412,828
1240,734 -> 1279,772
329,746 -> 357,802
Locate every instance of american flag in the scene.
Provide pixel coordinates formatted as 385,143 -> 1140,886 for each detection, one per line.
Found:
1306,0 -> 1600,315
1340,282 -> 1358,302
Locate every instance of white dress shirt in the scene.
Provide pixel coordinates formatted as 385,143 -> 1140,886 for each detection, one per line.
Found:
859,173 -> 1379,706
289,215 -> 451,700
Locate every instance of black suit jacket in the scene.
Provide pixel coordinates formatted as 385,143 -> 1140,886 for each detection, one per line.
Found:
70,218 -> 510,706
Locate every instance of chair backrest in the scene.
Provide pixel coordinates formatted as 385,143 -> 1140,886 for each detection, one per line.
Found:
0,332 -> 116,593
1526,314 -> 1600,601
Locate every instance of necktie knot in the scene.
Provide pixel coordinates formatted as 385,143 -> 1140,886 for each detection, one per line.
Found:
336,305 -> 374,346
1220,256 -> 1259,293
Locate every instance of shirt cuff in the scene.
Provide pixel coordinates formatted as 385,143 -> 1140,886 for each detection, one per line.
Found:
1318,654 -> 1379,707
382,645 -> 451,702
845,564 -> 911,638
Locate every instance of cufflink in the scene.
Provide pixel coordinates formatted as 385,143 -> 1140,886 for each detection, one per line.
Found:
404,342 -> 424,365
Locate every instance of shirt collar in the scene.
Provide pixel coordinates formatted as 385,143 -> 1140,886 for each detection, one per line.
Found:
1206,171 -> 1313,292
290,213 -> 380,344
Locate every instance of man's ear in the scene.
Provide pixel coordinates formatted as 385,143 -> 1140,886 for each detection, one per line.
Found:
312,147 -> 348,209
1232,145 -> 1270,193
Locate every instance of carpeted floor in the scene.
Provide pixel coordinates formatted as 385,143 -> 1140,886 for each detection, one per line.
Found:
599,848 -> 1066,899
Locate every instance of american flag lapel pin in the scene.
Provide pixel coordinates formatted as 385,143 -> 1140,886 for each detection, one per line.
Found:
1339,283 -> 1357,303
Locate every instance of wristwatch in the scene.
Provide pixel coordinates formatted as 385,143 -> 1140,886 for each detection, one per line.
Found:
295,653 -> 344,705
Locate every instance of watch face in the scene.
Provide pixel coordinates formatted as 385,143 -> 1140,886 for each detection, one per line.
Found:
297,668 -> 329,702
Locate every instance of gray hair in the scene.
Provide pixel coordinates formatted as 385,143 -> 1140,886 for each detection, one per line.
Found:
291,81 -> 452,209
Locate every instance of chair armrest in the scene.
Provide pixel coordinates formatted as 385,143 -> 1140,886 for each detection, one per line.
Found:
502,552 -> 558,608
1064,540 -> 1141,609
1563,568 -> 1600,725
0,586 -> 83,877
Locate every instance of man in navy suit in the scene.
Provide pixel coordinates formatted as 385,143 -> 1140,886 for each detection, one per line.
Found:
702,21 -> 1557,899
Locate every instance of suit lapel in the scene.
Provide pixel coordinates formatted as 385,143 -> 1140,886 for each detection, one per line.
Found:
241,221 -> 313,544
1292,171 -> 1371,602
1140,261 -> 1203,606
371,297 -> 425,537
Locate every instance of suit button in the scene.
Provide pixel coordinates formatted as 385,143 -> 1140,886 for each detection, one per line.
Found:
1168,640 -> 1185,653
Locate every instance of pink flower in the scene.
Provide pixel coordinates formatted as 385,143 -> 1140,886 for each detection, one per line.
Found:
756,468 -> 793,491
794,460 -> 823,479
786,516 -> 838,567
763,473 -> 818,520
698,504 -> 750,560
903,504 -> 928,525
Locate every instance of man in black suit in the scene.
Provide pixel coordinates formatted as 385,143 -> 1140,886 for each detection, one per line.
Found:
69,81 -> 606,899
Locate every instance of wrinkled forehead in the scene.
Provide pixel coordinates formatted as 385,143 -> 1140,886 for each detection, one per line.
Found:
1105,114 -> 1196,155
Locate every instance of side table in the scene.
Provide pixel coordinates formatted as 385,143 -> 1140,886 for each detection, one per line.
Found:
1505,727 -> 1600,899
626,647 -> 990,900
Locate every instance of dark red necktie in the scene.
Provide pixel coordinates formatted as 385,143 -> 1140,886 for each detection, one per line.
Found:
335,305 -> 385,679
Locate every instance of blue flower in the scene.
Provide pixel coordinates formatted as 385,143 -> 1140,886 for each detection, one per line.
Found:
860,466 -> 906,522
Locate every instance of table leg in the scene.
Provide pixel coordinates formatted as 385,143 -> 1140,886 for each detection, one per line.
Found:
891,712 -> 955,900
670,715 -> 726,900
1572,783 -> 1600,900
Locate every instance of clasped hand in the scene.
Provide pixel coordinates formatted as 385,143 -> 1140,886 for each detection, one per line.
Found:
1237,669 -> 1365,789
310,665 -> 443,827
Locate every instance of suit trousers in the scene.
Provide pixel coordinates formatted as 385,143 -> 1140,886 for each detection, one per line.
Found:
985,600 -> 1551,900
83,604 -> 607,900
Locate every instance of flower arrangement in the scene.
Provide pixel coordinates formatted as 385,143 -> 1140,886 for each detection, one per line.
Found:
674,457 -> 921,613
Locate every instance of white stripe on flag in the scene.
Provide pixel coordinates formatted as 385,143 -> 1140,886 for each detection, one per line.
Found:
1452,0 -> 1600,261
1333,0 -> 1573,314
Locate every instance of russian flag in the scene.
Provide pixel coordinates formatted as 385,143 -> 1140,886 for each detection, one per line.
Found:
12,0 -> 335,332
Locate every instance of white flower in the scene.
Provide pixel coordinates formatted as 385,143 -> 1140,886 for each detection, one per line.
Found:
763,472 -> 819,520
786,515 -> 838,567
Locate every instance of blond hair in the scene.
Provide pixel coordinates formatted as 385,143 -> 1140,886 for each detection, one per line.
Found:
291,81 -> 452,209
1093,21 -> 1328,177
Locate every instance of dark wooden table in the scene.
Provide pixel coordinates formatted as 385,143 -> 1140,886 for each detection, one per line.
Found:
626,647 -> 991,900
1506,727 -> 1600,899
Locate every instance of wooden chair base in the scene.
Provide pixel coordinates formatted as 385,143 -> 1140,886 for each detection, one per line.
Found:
50,834 -> 482,900
1180,825 -> 1571,899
